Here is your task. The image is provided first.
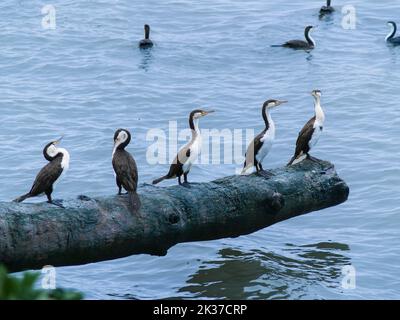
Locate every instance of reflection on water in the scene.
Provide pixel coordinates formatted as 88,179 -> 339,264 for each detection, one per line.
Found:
178,242 -> 351,300
139,47 -> 154,71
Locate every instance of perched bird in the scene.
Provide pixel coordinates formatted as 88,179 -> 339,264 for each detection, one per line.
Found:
242,99 -> 287,176
288,90 -> 325,165
13,137 -> 69,207
272,26 -> 317,50
112,129 -> 140,211
139,24 -> 154,48
320,0 -> 335,16
385,21 -> 400,45
152,109 -> 214,186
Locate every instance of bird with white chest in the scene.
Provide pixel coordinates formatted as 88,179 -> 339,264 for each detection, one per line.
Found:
152,109 -> 214,186
13,136 -> 69,207
242,99 -> 287,176
288,90 -> 325,165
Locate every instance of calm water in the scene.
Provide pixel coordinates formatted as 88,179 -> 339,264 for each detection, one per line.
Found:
1,0 -> 400,299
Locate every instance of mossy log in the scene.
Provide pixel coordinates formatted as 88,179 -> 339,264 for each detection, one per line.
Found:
0,159 -> 349,273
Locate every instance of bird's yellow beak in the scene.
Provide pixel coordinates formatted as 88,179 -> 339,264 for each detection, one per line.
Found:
202,110 -> 215,116
53,136 -> 64,145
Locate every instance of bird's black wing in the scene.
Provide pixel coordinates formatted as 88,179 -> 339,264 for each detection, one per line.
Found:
283,40 -> 309,48
294,116 -> 316,157
166,149 -> 186,178
244,129 -> 265,167
112,150 -> 138,192
29,157 -> 63,196
253,130 -> 265,157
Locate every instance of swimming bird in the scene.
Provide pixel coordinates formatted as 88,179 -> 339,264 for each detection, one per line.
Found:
13,137 -> 69,207
242,99 -> 287,176
112,129 -> 140,211
288,90 -> 325,165
139,24 -> 154,48
386,21 -> 400,45
272,26 -> 316,50
152,109 -> 214,186
320,0 -> 335,15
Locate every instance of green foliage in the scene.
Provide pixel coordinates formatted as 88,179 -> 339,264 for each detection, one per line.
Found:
0,265 -> 83,300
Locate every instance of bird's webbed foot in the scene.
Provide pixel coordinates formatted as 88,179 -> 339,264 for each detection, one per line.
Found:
181,182 -> 191,188
260,170 -> 274,178
49,199 -> 65,209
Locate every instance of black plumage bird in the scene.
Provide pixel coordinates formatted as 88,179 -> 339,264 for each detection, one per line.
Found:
320,0 -> 335,16
112,129 -> 140,212
272,26 -> 317,50
139,24 -> 154,49
14,137 -> 69,207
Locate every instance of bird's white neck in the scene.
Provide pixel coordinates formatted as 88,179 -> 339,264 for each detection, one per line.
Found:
191,118 -> 200,138
314,97 -> 325,123
265,109 -> 275,133
308,33 -> 316,47
386,24 -> 396,41
57,147 -> 70,171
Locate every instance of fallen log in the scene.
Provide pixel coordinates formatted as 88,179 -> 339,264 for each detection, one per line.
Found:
0,159 -> 349,273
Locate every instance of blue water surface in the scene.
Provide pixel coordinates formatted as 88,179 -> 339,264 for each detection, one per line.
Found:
1,0 -> 399,299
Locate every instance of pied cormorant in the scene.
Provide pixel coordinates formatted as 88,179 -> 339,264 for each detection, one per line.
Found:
242,99 -> 287,176
14,137 -> 69,207
152,109 -> 214,186
288,90 -> 325,165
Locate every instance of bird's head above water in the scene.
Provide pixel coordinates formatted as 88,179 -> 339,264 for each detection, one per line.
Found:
144,24 -> 151,39
43,136 -> 64,161
312,90 -> 322,99
113,129 -> 131,150
304,26 -> 317,46
263,99 -> 288,110
387,21 -> 396,28
386,21 -> 397,40
305,25 -> 316,34
327,0 -> 332,7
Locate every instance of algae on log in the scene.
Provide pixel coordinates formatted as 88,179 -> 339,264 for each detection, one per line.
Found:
0,159 -> 349,273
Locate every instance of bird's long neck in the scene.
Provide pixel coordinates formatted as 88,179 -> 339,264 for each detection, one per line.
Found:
145,27 -> 150,39
189,117 -> 200,140
305,29 -> 315,47
262,108 -> 274,133
57,148 -> 70,170
386,23 -> 396,41
112,142 -> 127,158
327,0 -> 331,7
314,96 -> 325,123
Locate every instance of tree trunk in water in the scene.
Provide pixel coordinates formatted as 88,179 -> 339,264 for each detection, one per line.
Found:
0,159 -> 349,273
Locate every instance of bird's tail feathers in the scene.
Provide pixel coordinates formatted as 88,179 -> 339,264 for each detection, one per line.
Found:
241,162 -> 253,175
152,175 -> 168,185
128,192 -> 141,213
13,193 -> 31,203
287,154 -> 307,166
